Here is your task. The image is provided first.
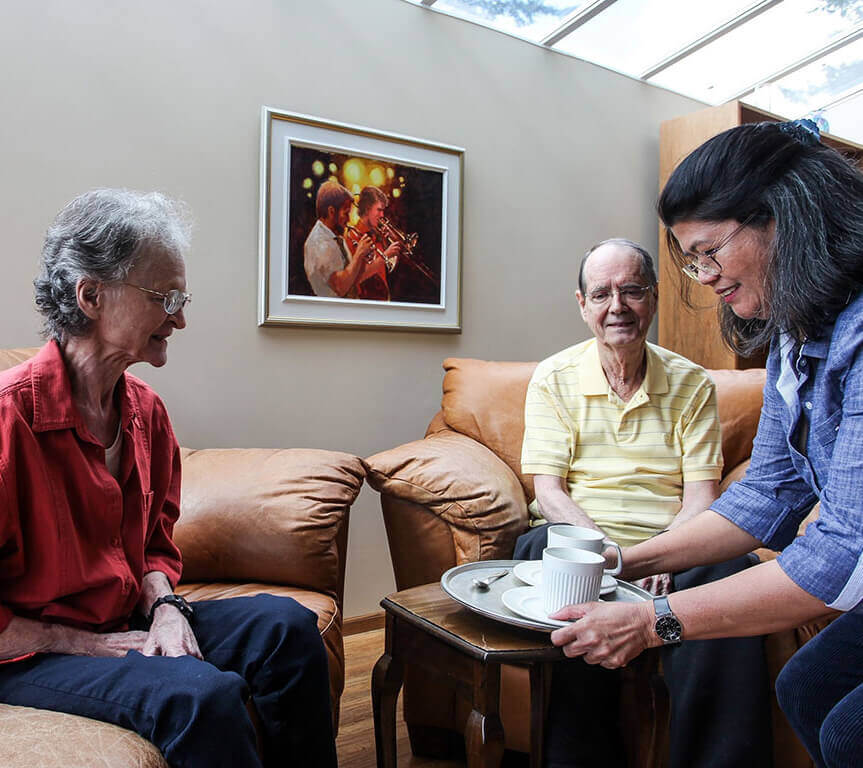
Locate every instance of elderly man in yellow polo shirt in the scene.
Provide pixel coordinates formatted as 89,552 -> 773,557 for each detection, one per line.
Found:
513,239 -> 772,768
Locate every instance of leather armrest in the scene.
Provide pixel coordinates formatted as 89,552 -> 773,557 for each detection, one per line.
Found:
175,448 -> 364,602
365,429 -> 528,563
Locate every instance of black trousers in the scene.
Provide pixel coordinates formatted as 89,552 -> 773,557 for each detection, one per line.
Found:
0,594 -> 338,768
514,526 -> 773,768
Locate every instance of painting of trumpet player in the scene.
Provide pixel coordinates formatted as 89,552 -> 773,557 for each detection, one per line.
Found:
289,144 -> 443,306
259,107 -> 462,331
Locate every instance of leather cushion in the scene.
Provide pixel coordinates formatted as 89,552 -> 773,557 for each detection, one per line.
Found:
175,448 -> 364,596
440,358 -> 537,496
0,703 -> 168,768
365,430 -> 528,563
705,368 -> 766,475
0,347 -> 41,372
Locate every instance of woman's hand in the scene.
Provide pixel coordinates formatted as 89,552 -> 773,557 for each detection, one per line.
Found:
143,605 -> 202,659
548,600 -> 656,668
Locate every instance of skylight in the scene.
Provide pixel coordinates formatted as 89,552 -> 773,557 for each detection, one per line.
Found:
407,0 -> 863,144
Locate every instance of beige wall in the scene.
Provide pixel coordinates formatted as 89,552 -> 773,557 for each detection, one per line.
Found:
0,0 -> 702,616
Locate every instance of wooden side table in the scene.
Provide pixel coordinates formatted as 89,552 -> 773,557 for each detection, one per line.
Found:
372,583 -> 564,768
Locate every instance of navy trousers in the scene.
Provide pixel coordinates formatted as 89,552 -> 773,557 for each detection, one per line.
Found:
514,526 -> 773,768
0,594 -> 337,768
776,610 -> 863,767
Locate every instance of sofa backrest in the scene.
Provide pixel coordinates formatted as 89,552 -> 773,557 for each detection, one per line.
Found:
437,357 -> 767,500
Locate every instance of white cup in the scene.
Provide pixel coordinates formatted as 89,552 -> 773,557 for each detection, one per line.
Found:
546,524 -> 622,576
542,547 -> 605,614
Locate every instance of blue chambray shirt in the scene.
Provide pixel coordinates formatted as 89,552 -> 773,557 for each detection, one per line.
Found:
711,292 -> 863,613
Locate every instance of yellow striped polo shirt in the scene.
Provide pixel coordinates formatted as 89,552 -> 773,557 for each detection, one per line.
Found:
521,339 -> 723,547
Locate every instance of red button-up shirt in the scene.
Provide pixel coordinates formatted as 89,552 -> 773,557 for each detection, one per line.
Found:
0,342 -> 183,635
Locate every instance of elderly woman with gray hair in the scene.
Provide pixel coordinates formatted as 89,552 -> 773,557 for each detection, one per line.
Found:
0,189 -> 337,768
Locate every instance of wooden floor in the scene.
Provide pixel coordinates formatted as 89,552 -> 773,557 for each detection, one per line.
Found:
335,627 -> 464,768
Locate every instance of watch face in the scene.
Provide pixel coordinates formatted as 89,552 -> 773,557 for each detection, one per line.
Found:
656,615 -> 683,643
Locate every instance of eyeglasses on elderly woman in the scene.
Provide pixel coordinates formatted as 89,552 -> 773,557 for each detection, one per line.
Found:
124,283 -> 191,315
679,213 -> 756,281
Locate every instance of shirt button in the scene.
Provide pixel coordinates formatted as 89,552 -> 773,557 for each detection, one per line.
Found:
805,402 -> 813,410
112,537 -> 122,547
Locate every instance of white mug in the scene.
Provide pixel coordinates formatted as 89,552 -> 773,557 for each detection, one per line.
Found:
546,524 -> 622,576
542,547 -> 605,614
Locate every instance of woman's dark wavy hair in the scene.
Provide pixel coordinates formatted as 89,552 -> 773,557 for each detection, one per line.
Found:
657,121 -> 863,356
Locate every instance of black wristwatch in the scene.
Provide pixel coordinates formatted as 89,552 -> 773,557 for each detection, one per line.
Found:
653,595 -> 683,645
147,594 -> 194,624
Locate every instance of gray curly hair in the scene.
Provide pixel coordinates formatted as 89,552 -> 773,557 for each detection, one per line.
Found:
34,189 -> 192,341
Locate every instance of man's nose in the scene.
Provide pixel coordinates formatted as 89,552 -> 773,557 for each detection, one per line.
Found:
609,290 -> 627,311
170,307 -> 187,329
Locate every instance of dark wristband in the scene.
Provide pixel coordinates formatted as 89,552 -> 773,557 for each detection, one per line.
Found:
147,594 -> 194,624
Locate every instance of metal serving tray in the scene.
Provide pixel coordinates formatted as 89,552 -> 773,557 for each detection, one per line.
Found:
440,559 -> 652,633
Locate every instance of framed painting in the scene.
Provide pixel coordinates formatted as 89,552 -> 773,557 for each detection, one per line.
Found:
259,107 -> 463,331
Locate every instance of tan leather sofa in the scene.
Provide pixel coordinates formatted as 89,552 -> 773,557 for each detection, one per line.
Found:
365,356 -> 828,768
0,347 -> 364,768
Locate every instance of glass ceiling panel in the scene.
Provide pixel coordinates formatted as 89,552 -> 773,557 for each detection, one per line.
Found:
819,89 -> 863,142
429,0 -> 588,42
648,0 -> 862,105
552,0 -> 758,79
745,36 -> 863,119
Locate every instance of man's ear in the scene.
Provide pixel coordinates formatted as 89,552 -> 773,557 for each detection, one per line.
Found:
575,290 -> 588,321
76,278 -> 104,321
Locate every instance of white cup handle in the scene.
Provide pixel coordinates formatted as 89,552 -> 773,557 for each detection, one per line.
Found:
603,540 -> 623,576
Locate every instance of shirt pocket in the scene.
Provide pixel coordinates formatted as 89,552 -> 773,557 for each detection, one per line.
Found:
809,408 -> 841,471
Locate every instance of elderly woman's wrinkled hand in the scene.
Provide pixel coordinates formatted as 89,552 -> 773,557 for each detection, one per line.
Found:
548,600 -> 656,669
144,606 -> 203,659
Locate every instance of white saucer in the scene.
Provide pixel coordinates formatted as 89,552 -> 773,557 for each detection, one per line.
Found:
513,561 -> 617,595
501,586 -> 571,627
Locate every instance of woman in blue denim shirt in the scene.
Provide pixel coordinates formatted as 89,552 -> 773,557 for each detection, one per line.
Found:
549,120 -> 863,767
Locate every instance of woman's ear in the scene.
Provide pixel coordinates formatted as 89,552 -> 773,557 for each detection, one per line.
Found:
76,278 -> 104,320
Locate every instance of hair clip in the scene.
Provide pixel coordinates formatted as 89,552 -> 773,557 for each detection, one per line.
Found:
777,118 -> 821,146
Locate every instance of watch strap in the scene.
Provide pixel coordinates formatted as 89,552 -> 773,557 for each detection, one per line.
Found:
653,595 -> 683,645
147,594 -> 193,624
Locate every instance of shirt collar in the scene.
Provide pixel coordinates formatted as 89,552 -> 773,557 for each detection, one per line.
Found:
579,339 -> 668,396
314,219 -> 338,239
800,335 -> 830,360
31,340 -> 138,437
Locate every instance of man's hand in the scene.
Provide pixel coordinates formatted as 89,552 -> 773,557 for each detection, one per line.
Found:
635,573 -> 673,596
143,605 -> 202,659
353,235 -> 373,262
548,600 -> 656,669
383,242 -> 400,270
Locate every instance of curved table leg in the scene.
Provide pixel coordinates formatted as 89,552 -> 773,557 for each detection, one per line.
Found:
373,614 -> 404,768
464,662 -> 505,768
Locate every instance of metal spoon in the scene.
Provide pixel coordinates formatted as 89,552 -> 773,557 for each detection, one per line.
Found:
472,569 -> 509,590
